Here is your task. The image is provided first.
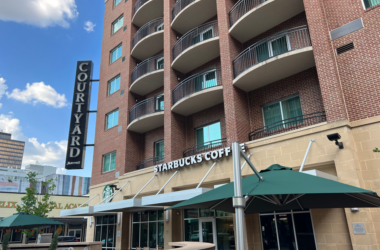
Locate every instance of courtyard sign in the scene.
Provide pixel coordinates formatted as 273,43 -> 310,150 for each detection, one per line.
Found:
65,61 -> 94,169
154,144 -> 245,173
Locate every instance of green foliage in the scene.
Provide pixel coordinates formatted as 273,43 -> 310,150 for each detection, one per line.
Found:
2,231 -> 11,250
48,231 -> 60,250
16,172 -> 56,218
374,148 -> 380,152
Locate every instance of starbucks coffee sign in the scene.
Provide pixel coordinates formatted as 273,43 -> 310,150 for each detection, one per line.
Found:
102,185 -> 114,203
154,144 -> 245,173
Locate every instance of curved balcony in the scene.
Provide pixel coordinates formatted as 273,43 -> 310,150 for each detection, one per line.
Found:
172,68 -> 223,116
172,21 -> 219,74
133,0 -> 163,27
183,138 -> 227,157
130,55 -> 164,96
137,156 -> 164,170
128,96 -> 164,133
131,18 -> 164,61
171,0 -> 217,35
229,0 -> 305,43
233,26 -> 315,92
249,112 -> 326,141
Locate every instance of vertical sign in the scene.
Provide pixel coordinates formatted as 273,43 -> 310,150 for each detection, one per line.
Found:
65,61 -> 93,169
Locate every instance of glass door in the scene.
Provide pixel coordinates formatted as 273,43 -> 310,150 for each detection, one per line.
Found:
199,218 -> 218,249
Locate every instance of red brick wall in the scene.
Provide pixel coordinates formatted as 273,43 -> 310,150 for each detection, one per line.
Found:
186,57 -> 221,78
248,68 -> 325,130
143,126 -> 164,160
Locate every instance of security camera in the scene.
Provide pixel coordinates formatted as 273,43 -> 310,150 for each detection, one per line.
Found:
327,133 -> 344,149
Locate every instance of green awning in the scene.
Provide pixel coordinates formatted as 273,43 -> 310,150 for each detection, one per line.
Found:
168,164 -> 380,213
0,212 -> 64,229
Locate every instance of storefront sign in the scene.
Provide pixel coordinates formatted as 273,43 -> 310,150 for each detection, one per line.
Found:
0,201 -> 87,210
353,223 -> 366,235
154,144 -> 245,173
65,61 -> 94,170
103,185 -> 114,203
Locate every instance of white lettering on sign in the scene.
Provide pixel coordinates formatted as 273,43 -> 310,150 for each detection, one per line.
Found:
154,144 -> 245,173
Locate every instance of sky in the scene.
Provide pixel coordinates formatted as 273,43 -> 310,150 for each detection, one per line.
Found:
0,0 -> 105,177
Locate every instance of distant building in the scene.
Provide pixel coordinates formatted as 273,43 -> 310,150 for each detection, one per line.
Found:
0,132 -> 25,169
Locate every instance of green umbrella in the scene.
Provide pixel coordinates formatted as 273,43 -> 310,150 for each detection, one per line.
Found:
168,164 -> 380,213
0,213 -> 64,229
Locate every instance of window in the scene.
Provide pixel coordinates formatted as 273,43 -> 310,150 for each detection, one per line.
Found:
155,140 -> 164,162
194,70 -> 217,92
260,210 -> 317,250
256,35 -> 291,63
110,44 -> 122,63
132,210 -> 164,249
363,0 -> 380,8
108,75 -> 120,95
112,15 -> 124,34
262,96 -> 303,131
155,94 -> 164,111
156,57 -> 164,69
193,27 -> 213,45
196,122 -> 221,147
106,109 -> 119,129
103,151 -> 116,173
156,23 -> 164,31
95,215 -> 117,250
114,0 -> 122,7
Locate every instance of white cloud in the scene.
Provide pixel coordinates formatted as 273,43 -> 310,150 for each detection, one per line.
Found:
6,82 -> 68,108
0,0 -> 78,28
56,168 -> 67,174
0,78 -> 8,108
84,21 -> 96,32
0,113 -> 67,168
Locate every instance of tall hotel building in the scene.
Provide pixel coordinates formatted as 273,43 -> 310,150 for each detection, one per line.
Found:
0,132 -> 25,169
64,0 -> 380,249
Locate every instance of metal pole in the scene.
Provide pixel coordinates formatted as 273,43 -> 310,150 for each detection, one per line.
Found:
232,142 -> 246,250
299,139 -> 315,172
156,171 -> 179,195
241,153 -> 253,170
133,174 -> 157,199
196,161 -> 218,188
240,151 -> 263,182
79,194 -> 99,207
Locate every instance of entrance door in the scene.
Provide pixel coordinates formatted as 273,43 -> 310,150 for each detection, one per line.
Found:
68,229 -> 81,241
199,218 -> 217,248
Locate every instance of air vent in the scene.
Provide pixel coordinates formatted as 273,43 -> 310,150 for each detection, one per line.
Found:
120,89 -> 124,95
337,42 -> 354,55
123,26 -> 127,31
122,56 -> 126,62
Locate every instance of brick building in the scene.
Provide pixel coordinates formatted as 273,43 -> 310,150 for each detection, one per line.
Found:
63,0 -> 380,249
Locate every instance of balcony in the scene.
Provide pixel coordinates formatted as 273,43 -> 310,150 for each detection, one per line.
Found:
127,96 -> 164,133
172,68 -> 223,116
137,156 -> 164,170
249,112 -> 326,141
171,0 -> 217,35
229,0 -> 305,43
233,26 -> 314,92
130,55 -> 164,96
183,138 -> 227,157
133,0 -> 163,27
131,18 -> 164,61
172,21 -> 219,74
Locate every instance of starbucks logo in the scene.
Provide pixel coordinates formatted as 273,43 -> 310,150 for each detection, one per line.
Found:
102,185 -> 114,203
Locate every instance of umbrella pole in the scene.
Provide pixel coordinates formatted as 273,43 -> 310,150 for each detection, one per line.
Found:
232,142 -> 246,250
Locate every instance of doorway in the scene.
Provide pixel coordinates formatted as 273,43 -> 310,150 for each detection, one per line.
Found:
68,229 -> 81,241
199,218 -> 217,248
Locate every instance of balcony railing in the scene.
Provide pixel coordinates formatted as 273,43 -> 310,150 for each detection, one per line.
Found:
172,0 -> 196,21
173,21 -> 219,60
134,0 -> 149,15
129,96 -> 164,123
183,138 -> 227,157
249,111 -> 326,141
137,156 -> 164,170
233,25 -> 311,78
229,0 -> 268,27
173,68 -> 222,105
133,18 -> 164,48
131,54 -> 164,84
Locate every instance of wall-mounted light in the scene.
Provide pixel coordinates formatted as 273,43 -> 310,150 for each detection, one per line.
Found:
117,213 -> 121,225
165,210 -> 170,222
351,208 -> 359,212
135,98 -> 138,103
89,217 -> 93,227
176,36 -> 179,40
327,133 -> 344,149
177,76 -> 181,81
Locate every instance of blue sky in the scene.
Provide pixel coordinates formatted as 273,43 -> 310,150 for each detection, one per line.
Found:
0,0 -> 105,177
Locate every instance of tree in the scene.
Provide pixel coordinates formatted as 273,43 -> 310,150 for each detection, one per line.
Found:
374,148 -> 380,152
48,231 -> 60,250
16,172 -> 56,218
2,231 -> 11,250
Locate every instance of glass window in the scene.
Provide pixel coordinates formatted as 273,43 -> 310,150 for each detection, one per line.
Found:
263,96 -> 303,130
103,151 -> 116,173
196,122 -> 222,147
155,94 -> 164,111
256,35 -> 291,63
132,210 -> 164,248
114,0 -> 122,7
193,28 -> 213,45
155,140 -> 164,162
95,215 -> 117,250
185,209 -> 199,219
108,75 -> 120,95
184,219 -> 199,242
106,109 -> 119,129
200,209 -> 215,217
110,44 -> 122,63
363,0 -> 380,8
216,218 -> 235,250
195,70 -> 217,92
156,23 -> 164,31
156,57 -> 164,69
112,15 -> 124,34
